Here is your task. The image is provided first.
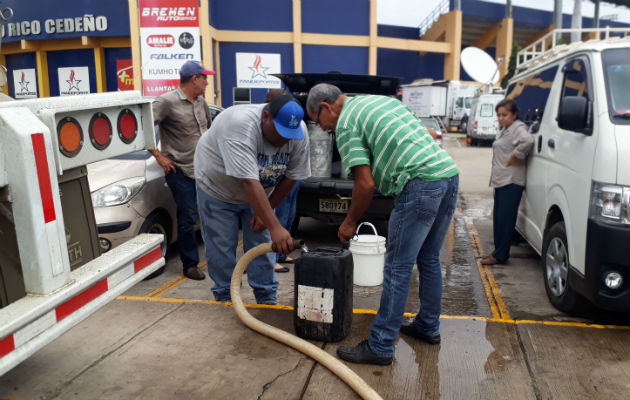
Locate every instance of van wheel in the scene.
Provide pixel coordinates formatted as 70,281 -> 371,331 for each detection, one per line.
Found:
542,222 -> 585,314
140,212 -> 171,280
460,121 -> 467,132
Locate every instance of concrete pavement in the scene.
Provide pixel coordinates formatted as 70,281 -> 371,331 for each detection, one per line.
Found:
1,133 -> 628,399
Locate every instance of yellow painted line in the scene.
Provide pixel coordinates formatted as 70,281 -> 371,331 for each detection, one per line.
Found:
481,263 -> 511,320
466,220 -> 501,319
145,240 -> 243,298
116,295 -> 629,330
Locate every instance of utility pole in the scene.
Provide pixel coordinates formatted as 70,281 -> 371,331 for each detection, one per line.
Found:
554,0 -> 562,42
571,0 -> 583,43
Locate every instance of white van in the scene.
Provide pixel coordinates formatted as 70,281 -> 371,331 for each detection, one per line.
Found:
465,93 -> 503,144
508,28 -> 630,314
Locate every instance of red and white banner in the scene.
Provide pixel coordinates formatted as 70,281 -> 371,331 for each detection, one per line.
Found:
139,0 -> 201,97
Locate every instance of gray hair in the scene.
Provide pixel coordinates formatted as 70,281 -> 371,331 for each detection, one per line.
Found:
306,83 -> 342,114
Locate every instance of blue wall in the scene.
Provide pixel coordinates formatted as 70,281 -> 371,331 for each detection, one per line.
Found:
302,0 -> 369,35
47,49 -> 96,96
210,0 -> 293,31
302,45 -> 368,75
5,53 -> 37,98
104,47 -> 132,92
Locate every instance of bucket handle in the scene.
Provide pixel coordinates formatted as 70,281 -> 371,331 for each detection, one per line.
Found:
354,222 -> 379,238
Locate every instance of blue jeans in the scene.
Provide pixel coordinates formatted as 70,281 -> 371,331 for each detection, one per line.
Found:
275,181 -> 301,262
164,170 -> 199,272
368,175 -> 459,357
492,184 -> 524,263
197,187 -> 278,304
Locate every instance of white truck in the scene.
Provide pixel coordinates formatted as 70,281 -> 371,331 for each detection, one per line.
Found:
401,80 -> 478,130
0,91 -> 165,375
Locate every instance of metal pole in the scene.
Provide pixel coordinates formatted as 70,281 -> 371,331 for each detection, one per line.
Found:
506,0 -> 513,19
553,0 -> 562,42
594,0 -> 600,29
571,0 -> 582,43
454,0 -> 461,11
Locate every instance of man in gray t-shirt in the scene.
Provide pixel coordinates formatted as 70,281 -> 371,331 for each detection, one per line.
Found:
194,94 -> 310,304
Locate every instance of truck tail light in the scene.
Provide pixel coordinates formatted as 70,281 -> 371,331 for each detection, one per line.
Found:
117,109 -> 138,144
57,117 -> 83,157
89,112 -> 113,150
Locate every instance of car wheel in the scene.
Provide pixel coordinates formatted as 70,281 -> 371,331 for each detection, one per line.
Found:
542,221 -> 585,314
140,212 -> 171,279
460,121 -> 467,132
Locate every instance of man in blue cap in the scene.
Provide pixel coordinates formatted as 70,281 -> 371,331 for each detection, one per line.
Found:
151,60 -> 215,280
194,94 -> 310,304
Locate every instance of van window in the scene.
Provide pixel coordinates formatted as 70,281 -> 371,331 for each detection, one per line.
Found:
561,59 -> 591,100
602,48 -> 630,125
506,65 -> 558,131
560,57 -> 593,132
480,104 -> 494,117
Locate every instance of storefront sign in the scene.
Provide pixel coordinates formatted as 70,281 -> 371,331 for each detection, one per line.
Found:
58,67 -> 90,96
12,68 -> 38,99
236,53 -> 281,89
0,0 -> 129,42
117,59 -> 134,91
139,0 -> 202,97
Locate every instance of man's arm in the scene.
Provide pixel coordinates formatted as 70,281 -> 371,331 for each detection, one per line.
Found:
241,178 -> 293,254
150,98 -> 177,174
338,165 -> 375,242
268,177 -> 296,209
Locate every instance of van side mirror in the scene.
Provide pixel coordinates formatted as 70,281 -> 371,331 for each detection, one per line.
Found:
557,96 -> 592,135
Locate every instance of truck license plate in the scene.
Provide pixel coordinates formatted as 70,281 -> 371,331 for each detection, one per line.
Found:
319,198 -> 349,213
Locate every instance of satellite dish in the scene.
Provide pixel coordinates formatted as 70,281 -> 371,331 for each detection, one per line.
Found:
461,46 -> 500,85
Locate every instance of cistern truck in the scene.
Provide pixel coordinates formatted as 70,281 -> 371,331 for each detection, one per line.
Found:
0,91 -> 165,375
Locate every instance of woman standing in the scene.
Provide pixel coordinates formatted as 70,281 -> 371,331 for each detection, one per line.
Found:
481,99 -> 534,265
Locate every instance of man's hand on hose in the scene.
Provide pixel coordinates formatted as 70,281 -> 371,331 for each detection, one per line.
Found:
270,225 -> 293,255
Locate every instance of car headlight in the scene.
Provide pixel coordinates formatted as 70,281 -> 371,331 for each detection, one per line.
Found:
590,182 -> 630,225
91,177 -> 146,207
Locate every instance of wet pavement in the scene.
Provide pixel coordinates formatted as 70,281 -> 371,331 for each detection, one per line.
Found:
1,133 -> 628,399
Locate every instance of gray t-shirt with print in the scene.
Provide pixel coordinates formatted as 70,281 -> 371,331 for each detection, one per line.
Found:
194,104 -> 310,204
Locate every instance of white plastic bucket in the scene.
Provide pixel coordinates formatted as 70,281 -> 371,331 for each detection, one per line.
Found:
349,222 -> 386,286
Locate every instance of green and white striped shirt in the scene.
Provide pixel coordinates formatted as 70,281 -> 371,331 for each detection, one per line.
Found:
336,95 -> 458,197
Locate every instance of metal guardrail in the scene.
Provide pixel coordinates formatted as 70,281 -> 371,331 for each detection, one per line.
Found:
516,27 -> 630,70
419,0 -> 449,37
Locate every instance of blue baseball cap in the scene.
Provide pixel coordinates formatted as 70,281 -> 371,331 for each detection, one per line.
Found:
268,94 -> 304,140
180,61 -> 215,77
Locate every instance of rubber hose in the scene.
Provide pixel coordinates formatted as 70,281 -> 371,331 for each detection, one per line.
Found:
230,242 -> 383,400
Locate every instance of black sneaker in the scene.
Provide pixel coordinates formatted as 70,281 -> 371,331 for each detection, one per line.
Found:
336,340 -> 393,366
399,322 -> 441,344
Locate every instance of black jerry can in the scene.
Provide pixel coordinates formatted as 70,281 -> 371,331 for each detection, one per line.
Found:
293,247 -> 353,342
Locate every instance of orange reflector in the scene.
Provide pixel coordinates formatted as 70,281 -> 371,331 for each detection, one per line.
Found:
118,109 -> 137,144
89,112 -> 112,150
57,117 -> 83,157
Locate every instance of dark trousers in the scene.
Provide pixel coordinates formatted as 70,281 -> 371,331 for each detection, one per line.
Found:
492,184 -> 524,263
165,170 -> 200,271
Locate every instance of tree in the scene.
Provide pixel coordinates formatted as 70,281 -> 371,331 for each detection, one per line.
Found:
501,42 -> 522,88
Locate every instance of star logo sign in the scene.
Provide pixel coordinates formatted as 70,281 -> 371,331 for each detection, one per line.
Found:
18,71 -> 30,94
248,54 -> 269,79
66,69 -> 82,92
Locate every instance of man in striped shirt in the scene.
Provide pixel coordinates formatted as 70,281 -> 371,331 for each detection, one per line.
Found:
306,83 -> 460,365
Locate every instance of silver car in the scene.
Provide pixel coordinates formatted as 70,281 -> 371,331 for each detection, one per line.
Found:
419,117 -> 444,147
87,103 -> 223,276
